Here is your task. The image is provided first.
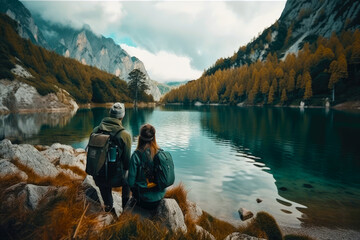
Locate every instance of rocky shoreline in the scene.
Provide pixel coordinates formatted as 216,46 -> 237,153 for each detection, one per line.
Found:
1,140 -> 359,239
0,139 -> 264,239
165,101 -> 360,111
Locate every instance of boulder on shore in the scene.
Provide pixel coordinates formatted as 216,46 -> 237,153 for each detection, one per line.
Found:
238,207 -> 254,221
0,159 -> 28,180
0,139 -> 60,178
3,182 -> 65,210
186,199 -> 203,222
156,198 -> 187,233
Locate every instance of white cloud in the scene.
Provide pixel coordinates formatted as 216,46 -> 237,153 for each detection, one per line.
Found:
121,44 -> 202,83
23,0 -> 286,82
23,1 -> 125,35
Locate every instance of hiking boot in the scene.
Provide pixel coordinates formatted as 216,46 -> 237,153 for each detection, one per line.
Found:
105,205 -> 117,219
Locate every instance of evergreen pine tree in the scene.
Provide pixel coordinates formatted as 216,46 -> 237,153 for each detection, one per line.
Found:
128,69 -> 149,108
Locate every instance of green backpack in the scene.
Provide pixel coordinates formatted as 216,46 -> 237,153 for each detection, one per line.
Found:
136,149 -> 175,190
86,129 -> 124,187
154,149 -> 175,189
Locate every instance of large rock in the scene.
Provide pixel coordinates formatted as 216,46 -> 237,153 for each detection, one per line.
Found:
224,232 -> 266,240
238,208 -> 254,221
0,139 -> 59,178
3,183 -> 65,210
186,200 -> 203,222
0,159 -> 28,180
156,198 -> 187,233
195,225 -> 215,240
0,79 -> 78,114
42,143 -> 86,171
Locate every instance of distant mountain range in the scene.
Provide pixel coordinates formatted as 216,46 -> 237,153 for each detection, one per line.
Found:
0,0 -> 162,100
205,0 -> 360,76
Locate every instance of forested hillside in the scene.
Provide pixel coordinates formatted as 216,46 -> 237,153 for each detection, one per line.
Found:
163,31 -> 360,105
0,14 -> 138,104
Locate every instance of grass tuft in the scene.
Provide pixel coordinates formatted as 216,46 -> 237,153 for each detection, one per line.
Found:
197,211 -> 236,240
59,164 -> 87,178
241,211 -> 282,240
165,183 -> 188,215
11,158 -> 82,187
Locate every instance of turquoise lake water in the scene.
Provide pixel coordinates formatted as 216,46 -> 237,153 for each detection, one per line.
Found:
1,106 -> 360,229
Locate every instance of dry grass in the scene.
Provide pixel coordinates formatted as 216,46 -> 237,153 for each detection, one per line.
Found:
11,158 -> 81,187
239,211 -> 282,240
33,145 -> 48,151
165,182 -> 188,215
59,164 -> 87,178
0,175 -> 104,240
197,211 -> 237,240
0,167 -> 316,240
101,213 -> 168,240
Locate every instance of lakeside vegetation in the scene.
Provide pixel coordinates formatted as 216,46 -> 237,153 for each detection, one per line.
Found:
0,14 -> 153,104
163,30 -> 360,106
0,157 -> 313,240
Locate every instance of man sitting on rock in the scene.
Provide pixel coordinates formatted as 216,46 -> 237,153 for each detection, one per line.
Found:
92,102 -> 132,213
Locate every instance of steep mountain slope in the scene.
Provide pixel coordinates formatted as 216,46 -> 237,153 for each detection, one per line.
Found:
0,0 -> 47,47
0,14 -> 132,106
163,0 -> 360,106
0,0 -> 161,101
205,0 -> 360,76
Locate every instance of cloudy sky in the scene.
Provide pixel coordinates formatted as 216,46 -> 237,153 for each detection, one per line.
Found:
23,0 -> 286,83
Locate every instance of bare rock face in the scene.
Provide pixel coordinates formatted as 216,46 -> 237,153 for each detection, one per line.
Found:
224,232 -> 266,240
0,139 -> 59,178
0,79 -> 78,114
3,182 -> 65,210
195,225 -> 215,240
186,200 -> 203,222
0,159 -> 28,180
42,143 -> 86,171
156,198 -> 187,233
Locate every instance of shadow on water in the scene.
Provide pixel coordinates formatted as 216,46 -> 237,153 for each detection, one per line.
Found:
198,106 -> 360,229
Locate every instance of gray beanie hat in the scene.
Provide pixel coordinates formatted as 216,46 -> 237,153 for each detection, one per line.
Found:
109,102 -> 125,119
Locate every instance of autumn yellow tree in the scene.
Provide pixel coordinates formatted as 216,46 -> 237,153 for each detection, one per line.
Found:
287,69 -> 296,94
281,89 -> 288,104
268,86 -> 275,104
328,54 -> 348,101
303,71 -> 312,100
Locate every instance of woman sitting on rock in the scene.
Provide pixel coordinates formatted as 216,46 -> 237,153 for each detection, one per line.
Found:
128,124 -> 166,210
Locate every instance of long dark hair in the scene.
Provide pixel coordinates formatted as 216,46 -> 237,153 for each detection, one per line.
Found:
136,124 -> 160,158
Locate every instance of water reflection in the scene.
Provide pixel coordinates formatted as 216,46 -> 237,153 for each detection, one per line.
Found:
2,106 -> 360,230
0,111 -> 76,144
199,106 -> 360,229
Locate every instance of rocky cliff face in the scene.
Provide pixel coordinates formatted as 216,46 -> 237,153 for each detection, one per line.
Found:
0,0 -> 47,47
0,63 -> 78,114
279,0 -> 360,57
0,79 -> 79,114
1,0 -> 161,101
205,0 -> 360,75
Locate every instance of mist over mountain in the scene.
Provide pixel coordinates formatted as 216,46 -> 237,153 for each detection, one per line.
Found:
0,0 -> 161,101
